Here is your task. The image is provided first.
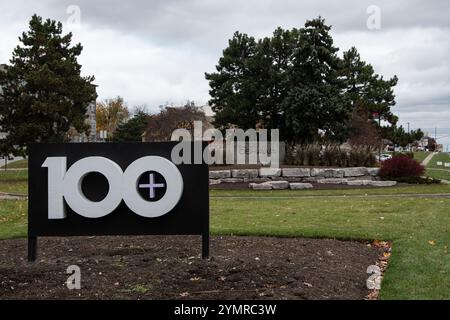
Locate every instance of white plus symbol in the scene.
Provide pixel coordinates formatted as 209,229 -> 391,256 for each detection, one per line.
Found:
138,173 -> 165,199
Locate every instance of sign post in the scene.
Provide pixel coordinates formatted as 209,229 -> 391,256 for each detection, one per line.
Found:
28,142 -> 209,261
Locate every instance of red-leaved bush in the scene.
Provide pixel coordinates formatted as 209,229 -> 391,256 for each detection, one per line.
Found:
379,155 -> 425,178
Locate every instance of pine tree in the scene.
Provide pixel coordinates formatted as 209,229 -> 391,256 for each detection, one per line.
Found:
257,27 -> 300,138
112,110 -> 149,142
282,17 -> 351,143
0,15 -> 97,155
341,47 -> 398,125
206,17 -> 399,144
205,32 -> 261,130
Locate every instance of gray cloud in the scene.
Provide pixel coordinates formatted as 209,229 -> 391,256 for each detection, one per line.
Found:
0,0 -> 449,147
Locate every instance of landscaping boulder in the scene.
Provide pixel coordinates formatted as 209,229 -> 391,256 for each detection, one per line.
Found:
267,180 -> 289,189
232,169 -> 259,179
244,177 -> 270,183
346,180 -> 371,186
249,183 -> 272,190
249,180 -> 289,190
317,178 -> 348,184
303,177 -> 320,183
289,183 -> 313,190
369,181 -> 397,187
209,179 -> 222,185
346,180 -> 397,187
209,170 -> 231,179
222,178 -> 244,183
367,168 -> 380,177
311,168 -> 344,178
343,167 -> 368,177
282,168 -> 310,177
259,167 -> 282,177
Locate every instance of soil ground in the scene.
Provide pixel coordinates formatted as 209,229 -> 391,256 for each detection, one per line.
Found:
0,235 -> 384,300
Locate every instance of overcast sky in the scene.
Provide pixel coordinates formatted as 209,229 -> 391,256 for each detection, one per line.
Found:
1,0 -> 449,148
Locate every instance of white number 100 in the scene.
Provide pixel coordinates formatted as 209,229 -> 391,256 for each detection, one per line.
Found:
42,156 -> 183,219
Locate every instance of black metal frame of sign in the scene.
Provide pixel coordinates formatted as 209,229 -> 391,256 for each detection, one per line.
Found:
28,142 -> 209,261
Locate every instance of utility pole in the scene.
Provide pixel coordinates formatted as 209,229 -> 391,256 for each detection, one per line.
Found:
435,127 -> 437,152
407,122 -> 410,151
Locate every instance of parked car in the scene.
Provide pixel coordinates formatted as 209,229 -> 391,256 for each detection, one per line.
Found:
376,154 -> 392,162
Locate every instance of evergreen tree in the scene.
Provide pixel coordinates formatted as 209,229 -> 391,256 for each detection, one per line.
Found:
112,110 -> 148,142
257,27 -> 300,138
206,28 -> 300,138
206,17 -> 399,145
282,18 -> 351,143
385,125 -> 424,148
341,47 -> 398,125
205,32 -> 261,130
0,15 -> 97,155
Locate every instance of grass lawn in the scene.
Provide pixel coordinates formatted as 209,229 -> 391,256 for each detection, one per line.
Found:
210,189 -> 450,300
0,200 -> 27,239
426,168 -> 450,181
0,183 -> 449,299
427,152 -> 450,169
0,159 -> 28,169
423,152 -> 450,181
413,151 -> 431,163
0,170 -> 28,194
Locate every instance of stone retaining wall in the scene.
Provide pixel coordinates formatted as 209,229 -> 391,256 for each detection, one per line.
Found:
209,167 -> 380,185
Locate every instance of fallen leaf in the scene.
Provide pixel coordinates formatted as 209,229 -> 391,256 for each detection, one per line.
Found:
428,240 -> 436,246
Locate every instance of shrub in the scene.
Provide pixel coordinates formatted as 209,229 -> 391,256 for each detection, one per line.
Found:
306,144 -> 321,166
285,144 -> 377,167
348,146 -> 377,167
293,145 -> 307,166
379,155 -> 425,178
285,144 -> 305,166
322,145 -> 343,166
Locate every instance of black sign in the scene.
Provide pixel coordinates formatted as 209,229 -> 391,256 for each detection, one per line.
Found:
28,142 -> 209,261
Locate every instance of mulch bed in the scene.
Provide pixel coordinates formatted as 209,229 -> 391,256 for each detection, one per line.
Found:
0,235 -> 386,300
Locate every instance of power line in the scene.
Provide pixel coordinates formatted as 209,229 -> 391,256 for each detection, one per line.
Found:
434,134 -> 450,139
